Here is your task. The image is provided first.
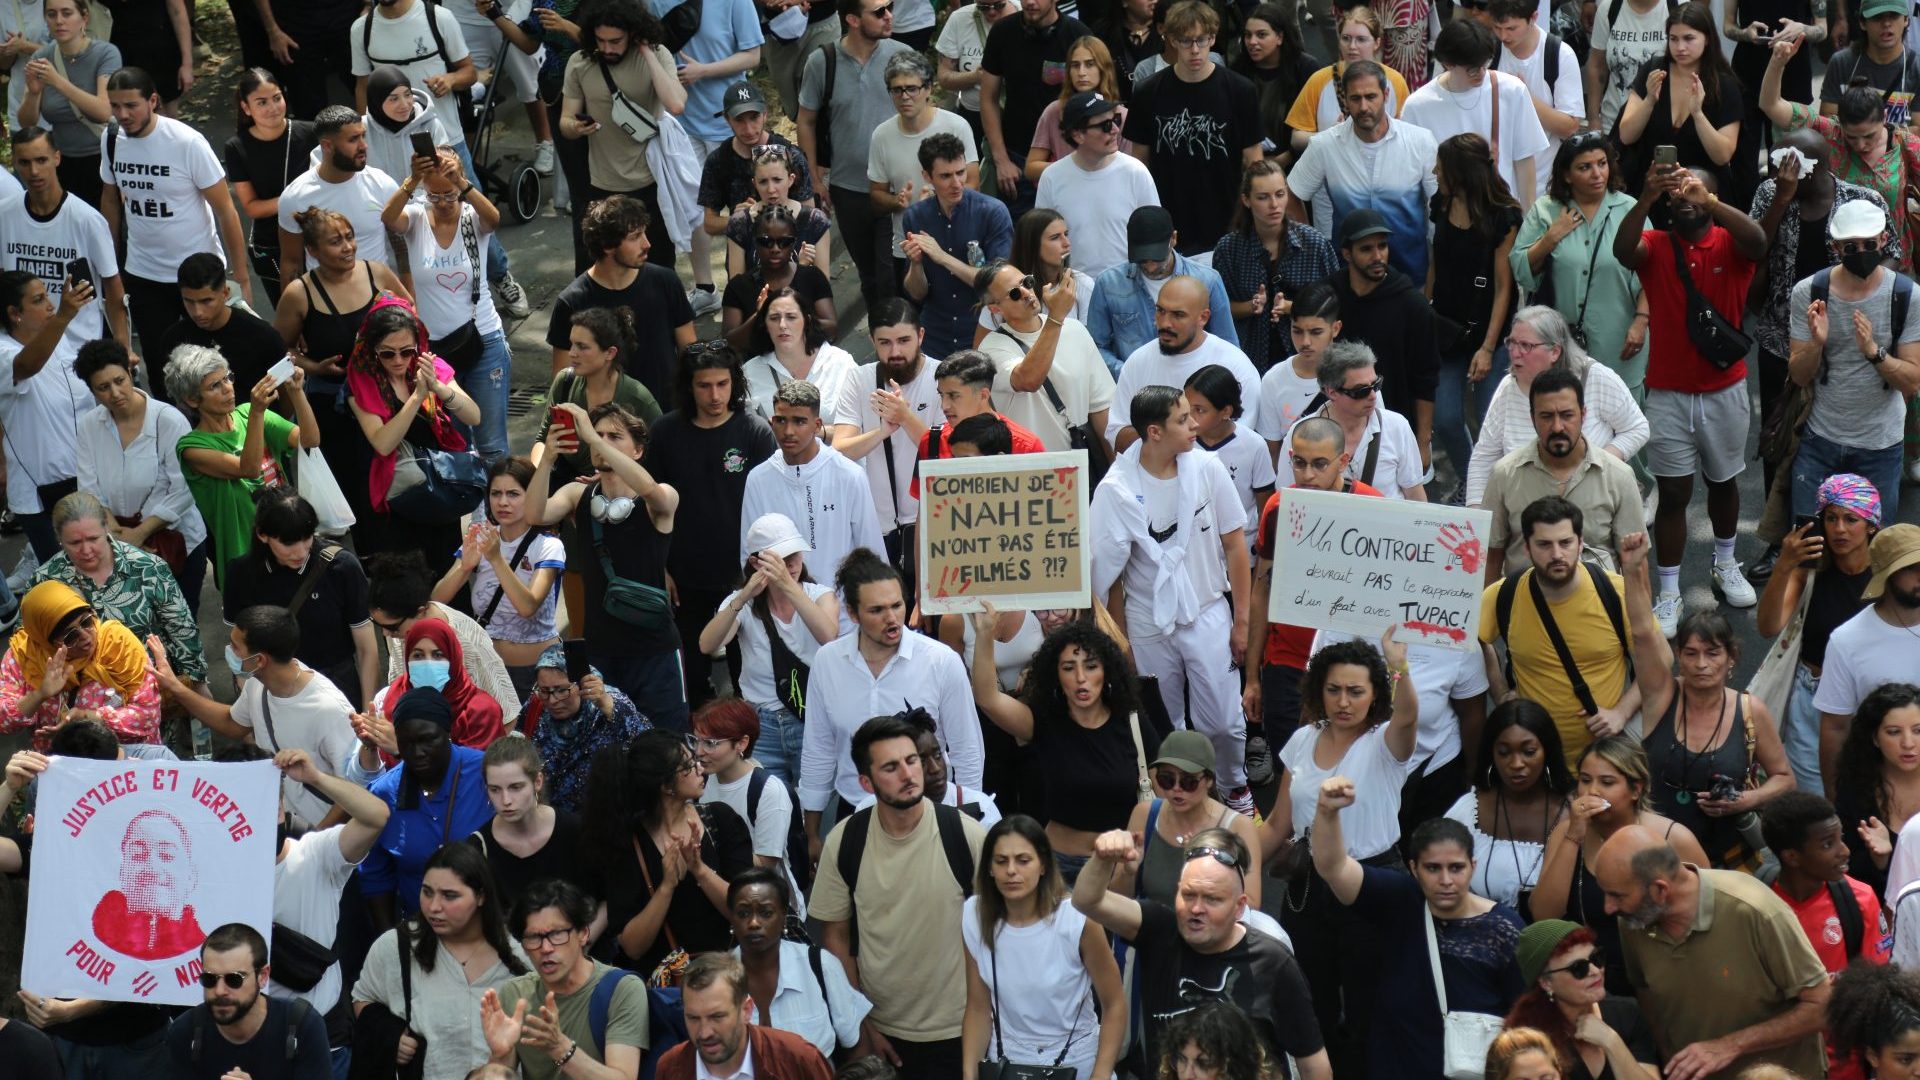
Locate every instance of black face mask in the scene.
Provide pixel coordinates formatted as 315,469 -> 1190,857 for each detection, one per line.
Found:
1842,248 -> 1883,277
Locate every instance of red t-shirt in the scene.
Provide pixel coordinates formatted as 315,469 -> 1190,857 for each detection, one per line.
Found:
909,413 -> 1047,497
1637,225 -> 1757,394
1772,875 -> 1891,1080
1255,481 -> 1382,668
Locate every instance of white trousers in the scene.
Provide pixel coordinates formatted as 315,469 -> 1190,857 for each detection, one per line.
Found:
1131,597 -> 1246,791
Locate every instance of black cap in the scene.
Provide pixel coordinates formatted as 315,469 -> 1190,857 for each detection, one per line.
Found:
716,80 -> 768,119
1062,90 -> 1120,130
1339,208 -> 1392,247
1127,206 -> 1175,263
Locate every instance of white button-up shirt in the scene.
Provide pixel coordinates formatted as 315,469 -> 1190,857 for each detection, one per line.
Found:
797,629 -> 981,812
74,395 -> 210,552
735,940 -> 874,1059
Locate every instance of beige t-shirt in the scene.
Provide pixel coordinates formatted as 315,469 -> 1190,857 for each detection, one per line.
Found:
981,319 -> 1118,454
497,962 -> 650,1080
562,45 -> 674,189
809,803 -> 988,1040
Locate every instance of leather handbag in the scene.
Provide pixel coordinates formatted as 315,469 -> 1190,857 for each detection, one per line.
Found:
115,514 -> 189,575
387,440 -> 487,522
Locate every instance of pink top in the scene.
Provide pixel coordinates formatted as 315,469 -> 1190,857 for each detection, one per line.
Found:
1029,99 -> 1133,164
0,649 -> 163,750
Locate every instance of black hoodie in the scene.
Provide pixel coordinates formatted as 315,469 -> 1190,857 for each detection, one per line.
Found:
1331,268 -> 1441,421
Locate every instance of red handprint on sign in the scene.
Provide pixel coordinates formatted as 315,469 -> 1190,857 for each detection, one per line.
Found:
1437,521 -> 1482,574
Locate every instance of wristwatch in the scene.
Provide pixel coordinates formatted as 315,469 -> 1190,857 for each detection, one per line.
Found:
1869,345 -> 1889,366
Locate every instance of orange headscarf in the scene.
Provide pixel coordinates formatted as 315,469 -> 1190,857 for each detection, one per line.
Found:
10,581 -> 150,700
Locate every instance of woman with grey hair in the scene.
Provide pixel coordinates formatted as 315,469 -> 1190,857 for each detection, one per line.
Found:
171,344 -> 321,590
1463,305 -> 1650,507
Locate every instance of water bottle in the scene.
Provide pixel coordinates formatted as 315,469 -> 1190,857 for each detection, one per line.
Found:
966,241 -> 985,268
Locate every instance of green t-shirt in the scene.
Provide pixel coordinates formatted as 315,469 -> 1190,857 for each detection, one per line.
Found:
177,403 -> 294,589
498,961 -> 650,1080
536,371 -> 662,478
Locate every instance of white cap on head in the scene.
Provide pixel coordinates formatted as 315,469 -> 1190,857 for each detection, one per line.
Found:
745,513 -> 811,559
1831,200 -> 1888,243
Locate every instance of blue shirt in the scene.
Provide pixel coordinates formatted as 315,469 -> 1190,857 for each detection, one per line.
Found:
902,189 -> 1012,358
650,0 -> 764,144
361,745 -> 494,912
1085,255 -> 1240,376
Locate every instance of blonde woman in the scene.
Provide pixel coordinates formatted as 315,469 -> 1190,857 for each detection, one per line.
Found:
1283,7 -> 1409,153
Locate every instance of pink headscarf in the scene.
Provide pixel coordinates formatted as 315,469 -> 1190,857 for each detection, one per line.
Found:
344,293 -> 469,512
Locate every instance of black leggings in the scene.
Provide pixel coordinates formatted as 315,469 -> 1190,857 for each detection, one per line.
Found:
123,273 -> 189,401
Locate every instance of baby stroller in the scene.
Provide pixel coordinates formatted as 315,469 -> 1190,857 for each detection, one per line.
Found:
461,68 -> 543,225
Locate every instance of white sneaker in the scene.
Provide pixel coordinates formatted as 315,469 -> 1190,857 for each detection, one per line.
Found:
533,140 -> 556,176
1908,457 -> 1920,485
1713,558 -> 1757,608
688,287 -> 722,318
1653,592 -> 1682,638
495,272 -> 531,319
6,547 -> 39,594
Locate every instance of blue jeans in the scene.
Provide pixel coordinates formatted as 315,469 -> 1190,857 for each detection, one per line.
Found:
591,648 -> 688,732
55,1025 -> 170,1080
465,329 -> 511,460
1792,428 -> 1904,523
1784,661 -> 1823,795
451,142 -> 511,280
1434,346 -> 1508,492
753,700 -> 804,786
331,1045 -> 353,1080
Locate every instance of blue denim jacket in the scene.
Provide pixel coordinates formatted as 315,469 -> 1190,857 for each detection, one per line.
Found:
1085,255 -> 1241,376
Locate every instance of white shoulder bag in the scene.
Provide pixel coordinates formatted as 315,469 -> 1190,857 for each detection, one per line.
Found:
1426,910 -> 1503,1080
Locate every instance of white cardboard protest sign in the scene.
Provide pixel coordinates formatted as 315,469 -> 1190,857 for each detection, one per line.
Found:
918,450 -> 1090,614
22,757 -> 278,1006
1268,487 -> 1493,651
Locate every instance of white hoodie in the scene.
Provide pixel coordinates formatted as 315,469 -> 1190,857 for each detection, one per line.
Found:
739,444 -> 887,589
309,88 -> 453,198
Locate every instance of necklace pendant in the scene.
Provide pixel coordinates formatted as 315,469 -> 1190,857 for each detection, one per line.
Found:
1674,789 -> 1693,805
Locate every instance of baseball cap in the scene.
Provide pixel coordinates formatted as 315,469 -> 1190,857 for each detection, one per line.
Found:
1865,523 -> 1920,599
1152,730 -> 1216,775
1062,91 -> 1121,130
1863,0 -> 1905,19
1339,208 -> 1392,247
716,81 -> 769,120
1831,199 -> 1888,242
1128,206 -> 1175,263
744,513 -> 811,559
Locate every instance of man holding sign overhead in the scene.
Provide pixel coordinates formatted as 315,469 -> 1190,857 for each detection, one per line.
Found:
1092,385 -> 1255,816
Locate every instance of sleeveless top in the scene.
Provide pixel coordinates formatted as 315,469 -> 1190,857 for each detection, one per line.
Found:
1644,685 -> 1753,868
566,481 -> 678,657
1569,819 -> 1679,997
300,263 -> 378,369
1136,799 -> 1238,908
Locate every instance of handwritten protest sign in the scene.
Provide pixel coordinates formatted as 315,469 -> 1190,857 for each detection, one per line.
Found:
919,450 -> 1089,614
1268,488 -> 1492,651
22,757 -> 278,1006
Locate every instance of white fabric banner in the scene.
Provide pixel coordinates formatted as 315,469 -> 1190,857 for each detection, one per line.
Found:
21,757 -> 278,1006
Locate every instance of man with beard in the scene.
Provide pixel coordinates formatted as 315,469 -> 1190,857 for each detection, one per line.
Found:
1093,387 -> 1254,814
1614,165 -> 1767,636
1479,497 -> 1641,766
1816,524 -> 1920,796
98,67 -> 254,394
740,380 -> 886,594
1789,201 -> 1920,525
1074,824 -> 1330,1079
1482,366 -> 1646,579
854,701 -> 1004,823
1086,207 -> 1238,378
1287,62 -> 1439,284
1106,276 -> 1261,452
543,194 -> 697,402
1323,210 -> 1441,479
655,954 -> 834,1080
810,714 -> 987,1079
485,878 -> 647,1080
165,923 -> 332,1079
275,106 -> 401,283
831,301 -> 940,596
977,0 -> 1092,214
1594,826 -> 1828,1080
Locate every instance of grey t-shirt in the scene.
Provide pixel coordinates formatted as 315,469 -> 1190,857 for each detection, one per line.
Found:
1819,46 -> 1920,123
798,37 -> 912,191
1791,270 -> 1920,449
30,39 -> 121,157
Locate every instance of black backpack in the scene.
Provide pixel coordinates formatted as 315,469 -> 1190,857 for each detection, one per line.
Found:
1495,32 -> 1565,94
747,766 -> 815,892
836,802 -> 974,954
191,997 -> 313,1063
1828,879 -> 1867,960
812,44 -> 840,168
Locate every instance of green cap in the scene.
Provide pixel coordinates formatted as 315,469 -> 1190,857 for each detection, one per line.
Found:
1515,919 -> 1584,986
1863,0 -> 1906,20
1152,730 -> 1216,775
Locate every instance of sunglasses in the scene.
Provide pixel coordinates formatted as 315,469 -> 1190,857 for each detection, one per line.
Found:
54,611 -> 96,648
867,2 -> 893,15
376,346 -> 421,362
756,234 -> 799,249
1184,846 -> 1242,870
1154,767 -> 1205,792
426,190 -> 462,204
1544,956 -> 1604,979
1566,130 -> 1609,151
1330,378 -> 1382,400
1080,117 -> 1121,134
199,971 -> 251,989
1004,273 -> 1040,303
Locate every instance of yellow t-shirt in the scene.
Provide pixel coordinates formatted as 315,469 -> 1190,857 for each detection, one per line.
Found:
1284,63 -> 1410,136
1479,568 -> 1634,766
